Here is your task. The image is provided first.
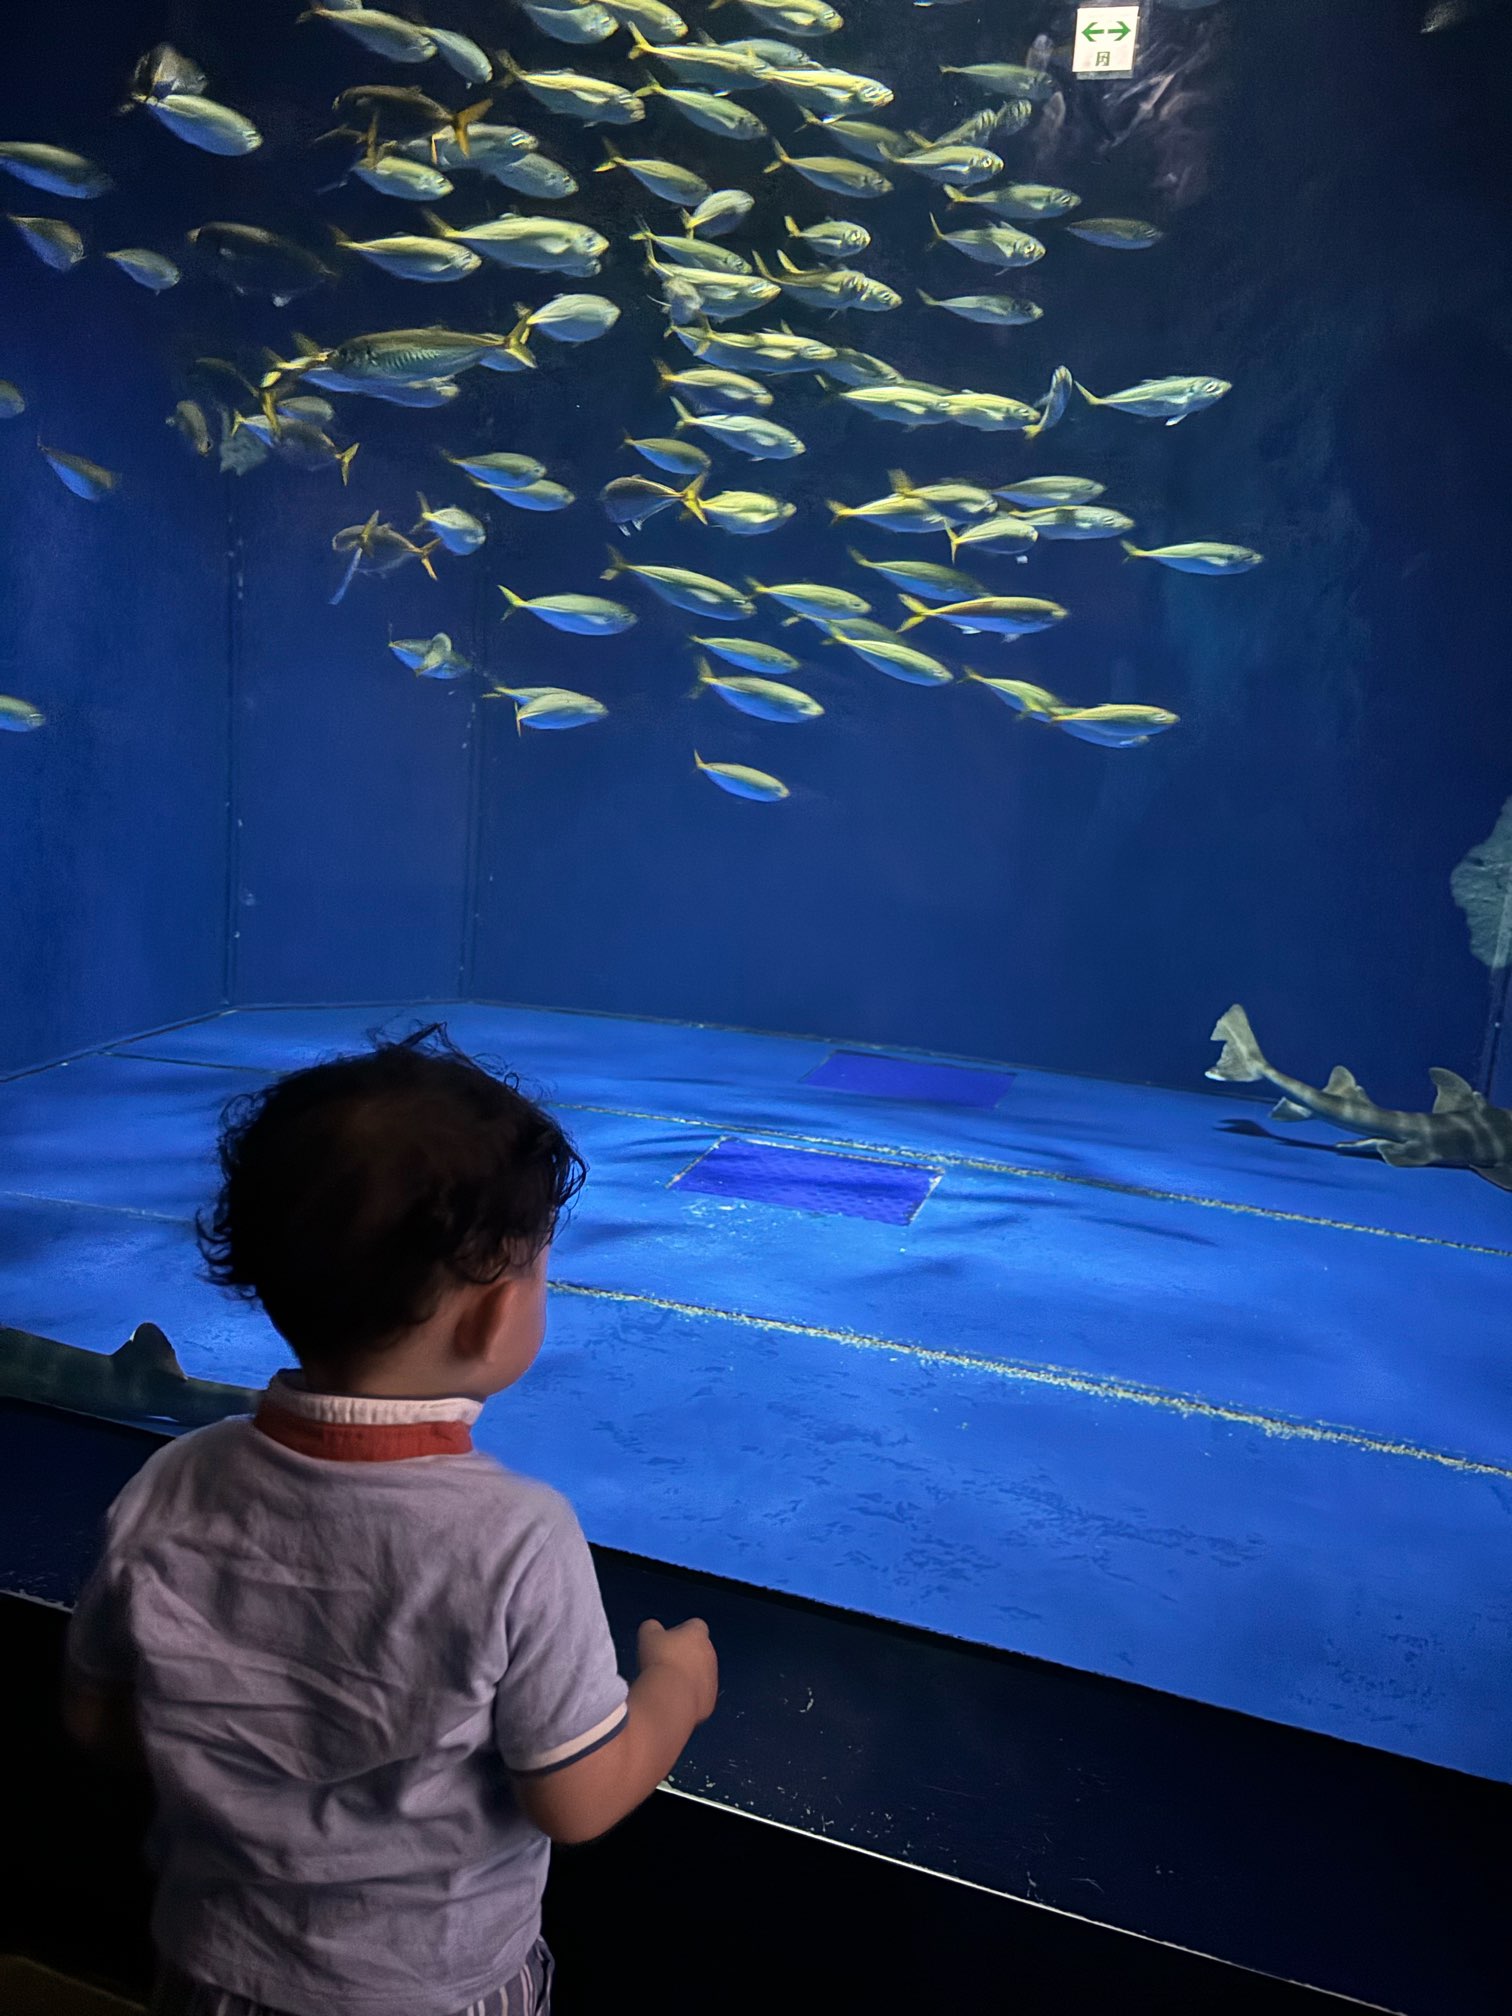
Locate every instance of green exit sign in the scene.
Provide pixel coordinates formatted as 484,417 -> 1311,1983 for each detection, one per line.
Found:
1073,4 -> 1140,74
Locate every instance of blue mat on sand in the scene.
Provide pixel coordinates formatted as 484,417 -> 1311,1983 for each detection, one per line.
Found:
672,1138 -> 939,1225
2,1002 -> 1509,1783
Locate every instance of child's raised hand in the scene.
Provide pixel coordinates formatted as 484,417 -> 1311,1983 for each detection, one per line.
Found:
637,1617 -> 719,1724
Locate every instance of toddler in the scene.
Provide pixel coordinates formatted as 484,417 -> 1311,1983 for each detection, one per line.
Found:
64,1026 -> 719,2016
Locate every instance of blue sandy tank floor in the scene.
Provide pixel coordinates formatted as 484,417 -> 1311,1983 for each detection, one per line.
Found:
3,1002 -> 1509,1785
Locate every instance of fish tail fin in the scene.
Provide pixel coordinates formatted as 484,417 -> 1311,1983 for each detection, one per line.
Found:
329,223 -> 352,247
417,540 -> 441,582
420,209 -> 451,238
783,214 -> 803,237
596,140 -> 622,172
453,97 -> 493,158
1073,379 -> 1101,406
1206,1004 -> 1267,1084
1119,540 -> 1145,560
415,491 -> 432,522
498,585 -> 524,616
752,249 -> 778,279
942,184 -> 969,205
845,546 -> 871,570
680,470 -> 708,524
764,141 -> 790,174
689,655 -> 714,697
504,306 -> 536,365
653,356 -> 674,387
917,289 -> 939,306
745,577 -> 768,597
337,442 -> 359,487
926,214 -> 947,249
824,500 -> 847,524
897,595 -> 929,632
626,22 -> 655,56
602,545 -> 628,580
494,49 -> 522,82
670,396 -> 695,432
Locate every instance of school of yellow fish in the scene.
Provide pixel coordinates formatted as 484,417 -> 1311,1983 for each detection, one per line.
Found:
0,0 -> 1256,797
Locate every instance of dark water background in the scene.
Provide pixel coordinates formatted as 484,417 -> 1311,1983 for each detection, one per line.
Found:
3,0 -> 1511,1100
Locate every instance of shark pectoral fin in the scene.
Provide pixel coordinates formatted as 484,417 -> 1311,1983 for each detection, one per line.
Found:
1429,1066 -> 1480,1115
1472,1163 -> 1512,1191
1323,1065 -> 1364,1098
1376,1140 -> 1440,1169
115,1321 -> 186,1380
1270,1097 -> 1313,1123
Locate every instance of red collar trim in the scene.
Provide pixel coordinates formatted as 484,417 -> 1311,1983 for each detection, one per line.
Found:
254,1402 -> 473,1463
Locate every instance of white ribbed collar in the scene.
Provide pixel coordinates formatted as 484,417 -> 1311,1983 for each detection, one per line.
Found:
266,1368 -> 483,1427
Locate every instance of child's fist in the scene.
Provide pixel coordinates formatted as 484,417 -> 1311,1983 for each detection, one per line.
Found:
637,1617 -> 719,1724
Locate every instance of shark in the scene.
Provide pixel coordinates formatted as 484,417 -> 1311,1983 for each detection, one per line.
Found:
1207,1003 -> 1512,1189
0,1320 -> 260,1428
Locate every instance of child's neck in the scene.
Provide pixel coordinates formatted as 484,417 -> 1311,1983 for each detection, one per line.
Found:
302,1325 -> 469,1401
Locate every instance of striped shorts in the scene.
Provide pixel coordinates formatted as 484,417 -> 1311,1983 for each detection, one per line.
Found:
149,1938 -> 554,2016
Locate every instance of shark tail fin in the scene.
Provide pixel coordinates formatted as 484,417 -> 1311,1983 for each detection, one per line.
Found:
1206,1003 -> 1266,1083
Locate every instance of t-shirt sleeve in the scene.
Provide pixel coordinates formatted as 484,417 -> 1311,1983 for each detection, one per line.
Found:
65,1535 -> 136,1689
494,1490 -> 629,1778
61,1435 -> 188,1690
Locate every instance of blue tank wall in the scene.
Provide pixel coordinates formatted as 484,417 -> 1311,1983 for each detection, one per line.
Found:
468,0 -> 1512,1097
0,2 -> 236,1074
5,0 -> 1512,1100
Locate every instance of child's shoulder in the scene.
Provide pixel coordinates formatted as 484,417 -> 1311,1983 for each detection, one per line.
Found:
440,1447 -> 577,1531
109,1415 -> 250,1502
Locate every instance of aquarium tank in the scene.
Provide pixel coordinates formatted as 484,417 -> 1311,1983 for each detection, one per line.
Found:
3,0 -> 1511,1791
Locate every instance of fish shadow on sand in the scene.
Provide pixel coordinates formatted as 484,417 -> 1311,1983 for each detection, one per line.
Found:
1081,1213 -> 1218,1248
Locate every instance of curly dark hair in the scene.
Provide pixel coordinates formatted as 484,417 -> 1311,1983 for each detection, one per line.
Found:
197,1024 -> 586,1368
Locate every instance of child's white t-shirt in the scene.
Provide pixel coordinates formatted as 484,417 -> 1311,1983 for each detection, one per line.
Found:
67,1373 -> 629,2016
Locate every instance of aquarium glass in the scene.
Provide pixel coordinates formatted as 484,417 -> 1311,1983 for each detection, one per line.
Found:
4,0 -> 1512,1782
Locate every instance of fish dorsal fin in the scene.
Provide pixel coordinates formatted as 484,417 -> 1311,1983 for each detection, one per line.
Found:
114,1321 -> 185,1380
1429,1066 -> 1480,1114
1324,1065 -> 1363,1099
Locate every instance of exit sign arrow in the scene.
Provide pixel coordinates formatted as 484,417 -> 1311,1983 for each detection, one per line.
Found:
1073,5 -> 1140,73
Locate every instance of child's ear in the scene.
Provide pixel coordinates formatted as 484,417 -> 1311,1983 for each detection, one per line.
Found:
453,1279 -> 514,1361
